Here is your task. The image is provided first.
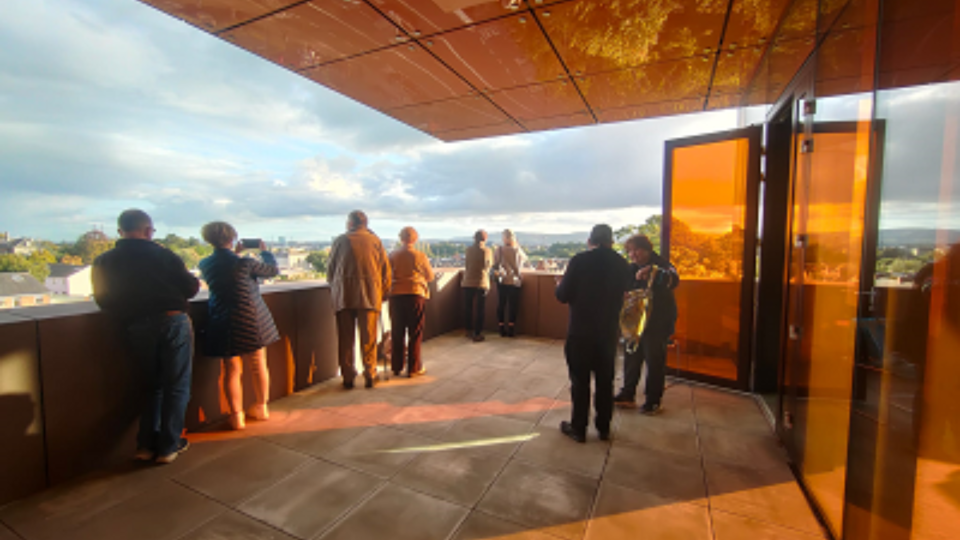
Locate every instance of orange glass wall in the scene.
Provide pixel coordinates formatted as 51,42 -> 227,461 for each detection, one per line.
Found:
669,138 -> 750,381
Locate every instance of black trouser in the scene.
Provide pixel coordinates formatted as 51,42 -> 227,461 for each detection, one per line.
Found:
389,295 -> 426,374
620,326 -> 670,404
463,287 -> 487,336
565,336 -> 616,435
496,283 -> 521,325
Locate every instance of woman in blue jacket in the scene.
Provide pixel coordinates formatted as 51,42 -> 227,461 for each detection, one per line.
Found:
199,222 -> 279,430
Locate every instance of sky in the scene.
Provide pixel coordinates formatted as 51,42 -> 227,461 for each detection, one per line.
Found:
2,1 -> 953,246
0,0 -> 747,243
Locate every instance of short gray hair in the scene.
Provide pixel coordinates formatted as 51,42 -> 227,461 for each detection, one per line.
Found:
118,209 -> 152,233
399,226 -> 418,244
348,210 -> 368,231
201,221 -> 238,248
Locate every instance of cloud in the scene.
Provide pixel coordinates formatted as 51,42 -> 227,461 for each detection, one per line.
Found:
15,0 -> 955,245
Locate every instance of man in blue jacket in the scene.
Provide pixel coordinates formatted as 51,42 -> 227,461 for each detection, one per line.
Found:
555,224 -> 631,443
614,235 -> 680,415
93,209 -> 200,464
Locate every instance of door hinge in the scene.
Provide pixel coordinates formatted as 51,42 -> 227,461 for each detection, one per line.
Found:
803,99 -> 817,116
800,138 -> 814,153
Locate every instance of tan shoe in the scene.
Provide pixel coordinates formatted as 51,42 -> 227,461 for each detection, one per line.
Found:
228,412 -> 246,430
247,404 -> 269,421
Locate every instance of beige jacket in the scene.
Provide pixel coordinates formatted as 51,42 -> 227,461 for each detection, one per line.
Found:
327,228 -> 392,312
494,245 -> 528,286
390,245 -> 435,299
462,243 -> 493,290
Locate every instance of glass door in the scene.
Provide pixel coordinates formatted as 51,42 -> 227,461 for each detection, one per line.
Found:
662,126 -> 763,390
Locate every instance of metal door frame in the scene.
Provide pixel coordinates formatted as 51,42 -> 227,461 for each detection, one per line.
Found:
662,125 -> 763,391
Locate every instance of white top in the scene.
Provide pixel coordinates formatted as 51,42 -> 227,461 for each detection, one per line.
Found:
494,245 -> 528,286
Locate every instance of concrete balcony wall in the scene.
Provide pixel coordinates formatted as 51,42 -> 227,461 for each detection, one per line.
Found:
0,271 -> 571,506
480,272 -> 569,339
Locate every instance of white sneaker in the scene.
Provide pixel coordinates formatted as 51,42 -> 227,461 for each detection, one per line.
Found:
228,412 -> 246,430
134,448 -> 154,462
247,404 -> 269,421
155,439 -> 190,465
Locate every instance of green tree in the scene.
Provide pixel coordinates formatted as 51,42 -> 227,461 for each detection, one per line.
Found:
306,251 -> 330,274
615,214 -> 662,255
73,230 -> 114,264
0,250 -> 56,282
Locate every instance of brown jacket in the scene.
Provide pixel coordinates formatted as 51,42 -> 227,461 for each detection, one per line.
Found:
327,227 -> 392,312
462,243 -> 493,290
390,244 -> 435,299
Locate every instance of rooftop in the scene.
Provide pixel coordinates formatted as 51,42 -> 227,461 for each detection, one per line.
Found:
0,333 -> 824,540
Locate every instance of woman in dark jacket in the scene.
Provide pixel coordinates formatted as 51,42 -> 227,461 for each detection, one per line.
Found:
199,222 -> 279,430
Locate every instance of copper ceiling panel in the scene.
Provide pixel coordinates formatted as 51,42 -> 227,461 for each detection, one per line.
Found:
220,0 -> 400,71
489,80 -> 588,120
596,98 -> 704,123
521,111 -> 594,132
711,47 -> 764,95
436,122 -> 525,142
816,28 -> 874,96
366,0 -> 520,36
705,93 -> 742,110
722,0 -> 792,49
537,0 -> 726,76
138,0 -> 303,32
427,13 -> 565,91
387,95 -> 512,133
304,44 -> 471,109
581,57 -> 713,111
879,12 -> 958,90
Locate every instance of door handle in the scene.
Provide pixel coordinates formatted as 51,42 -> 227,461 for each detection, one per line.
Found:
788,325 -> 801,340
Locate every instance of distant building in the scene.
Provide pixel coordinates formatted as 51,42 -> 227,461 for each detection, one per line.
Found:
0,273 -> 51,309
274,248 -> 310,278
45,264 -> 93,297
0,237 -> 38,256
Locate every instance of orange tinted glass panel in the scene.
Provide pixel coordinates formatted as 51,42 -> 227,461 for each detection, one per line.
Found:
669,138 -> 750,381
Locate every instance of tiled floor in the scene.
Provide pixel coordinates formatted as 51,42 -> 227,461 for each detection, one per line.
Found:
0,333 -> 828,540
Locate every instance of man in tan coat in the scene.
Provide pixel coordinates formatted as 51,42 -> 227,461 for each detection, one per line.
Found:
328,210 -> 392,388
462,229 -> 493,342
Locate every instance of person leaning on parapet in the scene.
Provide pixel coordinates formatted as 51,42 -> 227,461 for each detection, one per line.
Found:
493,229 -> 529,337
199,222 -> 280,431
92,209 -> 200,464
554,224 -> 630,443
614,234 -> 680,415
328,210 -> 392,389
388,226 -> 435,377
462,229 -> 493,342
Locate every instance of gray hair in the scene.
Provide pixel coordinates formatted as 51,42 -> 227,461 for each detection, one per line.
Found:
201,221 -> 238,248
118,209 -> 152,233
399,226 -> 418,244
348,210 -> 368,231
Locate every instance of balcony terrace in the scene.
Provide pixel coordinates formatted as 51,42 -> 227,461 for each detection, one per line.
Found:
0,331 -> 824,540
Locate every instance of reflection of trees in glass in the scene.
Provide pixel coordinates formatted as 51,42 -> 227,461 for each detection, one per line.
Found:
669,218 -> 744,278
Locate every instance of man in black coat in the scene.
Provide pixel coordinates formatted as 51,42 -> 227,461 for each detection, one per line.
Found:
93,209 -> 200,464
555,224 -> 630,442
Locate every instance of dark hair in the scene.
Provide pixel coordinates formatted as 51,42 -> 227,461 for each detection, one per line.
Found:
625,234 -> 654,253
117,209 -> 152,233
348,210 -> 368,230
588,224 -> 614,248
474,229 -> 487,244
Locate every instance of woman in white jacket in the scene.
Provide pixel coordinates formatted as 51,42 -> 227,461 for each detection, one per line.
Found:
493,229 -> 528,337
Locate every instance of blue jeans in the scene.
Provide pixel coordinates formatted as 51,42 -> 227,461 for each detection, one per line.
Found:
125,313 -> 193,456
